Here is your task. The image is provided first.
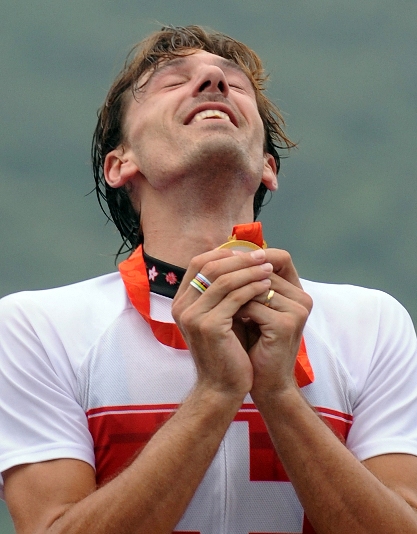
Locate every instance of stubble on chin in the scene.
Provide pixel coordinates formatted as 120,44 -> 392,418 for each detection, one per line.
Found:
183,134 -> 261,186
169,135 -> 263,218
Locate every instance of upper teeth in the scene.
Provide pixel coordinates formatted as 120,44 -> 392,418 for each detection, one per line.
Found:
191,110 -> 231,123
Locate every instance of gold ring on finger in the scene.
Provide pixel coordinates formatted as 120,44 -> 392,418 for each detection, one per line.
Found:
263,289 -> 275,307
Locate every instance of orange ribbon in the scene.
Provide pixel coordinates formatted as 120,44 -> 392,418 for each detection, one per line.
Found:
231,221 -> 266,248
118,226 -> 314,388
119,246 -> 188,349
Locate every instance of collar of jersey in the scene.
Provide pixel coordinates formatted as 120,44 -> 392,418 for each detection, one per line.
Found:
143,250 -> 186,298
119,244 -> 314,387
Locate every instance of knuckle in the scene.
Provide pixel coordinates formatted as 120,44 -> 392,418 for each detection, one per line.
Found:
171,297 -> 183,322
199,316 -> 216,336
174,306 -> 195,330
295,301 -> 311,324
225,289 -> 242,307
189,255 -> 204,273
201,260 -> 221,281
268,247 -> 291,264
214,274 -> 231,292
301,291 -> 313,312
190,249 -> 233,278
171,304 -> 180,322
182,308 -> 197,327
279,249 -> 292,264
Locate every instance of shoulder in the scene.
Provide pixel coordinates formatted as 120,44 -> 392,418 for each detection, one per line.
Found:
0,272 -> 131,370
301,278 -> 417,394
301,278 -> 411,332
0,272 -> 128,323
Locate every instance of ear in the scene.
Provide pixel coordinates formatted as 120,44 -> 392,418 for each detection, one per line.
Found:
261,153 -> 278,191
104,147 -> 139,189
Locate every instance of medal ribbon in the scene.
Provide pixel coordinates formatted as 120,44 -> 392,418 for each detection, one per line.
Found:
119,245 -> 188,349
231,221 -> 266,248
119,227 -> 314,387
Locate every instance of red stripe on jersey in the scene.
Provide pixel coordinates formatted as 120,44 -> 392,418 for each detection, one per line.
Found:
87,404 -> 352,486
234,406 -> 352,482
88,403 -> 352,534
87,404 -> 179,417
88,407 -> 175,484
316,406 -> 353,422
234,410 -> 288,482
316,407 -> 353,444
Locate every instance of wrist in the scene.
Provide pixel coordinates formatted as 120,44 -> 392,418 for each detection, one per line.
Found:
251,383 -> 303,416
190,382 -> 246,418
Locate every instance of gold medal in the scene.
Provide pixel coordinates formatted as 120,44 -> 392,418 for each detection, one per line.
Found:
217,222 -> 267,252
217,239 -> 262,252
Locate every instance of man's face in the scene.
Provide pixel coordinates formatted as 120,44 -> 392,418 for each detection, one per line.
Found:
118,50 -> 274,194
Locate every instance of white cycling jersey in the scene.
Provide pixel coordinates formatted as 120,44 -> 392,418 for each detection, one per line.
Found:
1,272 -> 417,533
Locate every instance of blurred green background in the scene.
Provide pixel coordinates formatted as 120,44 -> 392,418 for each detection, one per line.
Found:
1,1 -> 416,531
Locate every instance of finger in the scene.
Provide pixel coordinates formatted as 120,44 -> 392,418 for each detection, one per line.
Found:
197,276 -> 272,316
175,261 -> 273,319
176,278 -> 272,337
251,273 -> 313,310
264,248 -> 303,289
238,297 -> 311,343
177,248 -> 269,301
176,248 -> 234,299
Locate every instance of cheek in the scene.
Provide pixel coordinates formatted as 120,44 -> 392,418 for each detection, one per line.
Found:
128,119 -> 165,154
125,98 -> 167,140
254,108 -> 265,135
249,115 -> 266,152
246,103 -> 265,140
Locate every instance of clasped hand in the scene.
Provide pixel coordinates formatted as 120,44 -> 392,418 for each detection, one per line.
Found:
171,248 -> 312,403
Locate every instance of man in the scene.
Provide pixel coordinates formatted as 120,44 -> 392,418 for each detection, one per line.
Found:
1,25 -> 417,534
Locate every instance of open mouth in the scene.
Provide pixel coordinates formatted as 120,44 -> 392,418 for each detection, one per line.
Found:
190,109 -> 231,123
185,104 -> 238,126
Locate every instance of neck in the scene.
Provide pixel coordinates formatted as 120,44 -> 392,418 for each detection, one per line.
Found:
141,195 -> 255,268
135,161 -> 263,267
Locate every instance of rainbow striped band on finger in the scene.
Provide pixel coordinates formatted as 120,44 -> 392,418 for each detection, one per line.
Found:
190,272 -> 211,294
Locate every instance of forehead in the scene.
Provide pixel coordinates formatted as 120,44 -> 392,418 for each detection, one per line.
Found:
160,50 -> 245,72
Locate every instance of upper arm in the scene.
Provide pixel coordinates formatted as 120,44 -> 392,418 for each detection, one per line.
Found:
0,294 -> 95,501
363,453 -> 417,510
3,459 -> 96,534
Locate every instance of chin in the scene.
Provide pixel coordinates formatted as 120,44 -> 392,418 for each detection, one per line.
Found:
189,136 -> 257,173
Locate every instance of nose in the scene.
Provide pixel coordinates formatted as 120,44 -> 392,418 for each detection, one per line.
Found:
192,65 -> 230,97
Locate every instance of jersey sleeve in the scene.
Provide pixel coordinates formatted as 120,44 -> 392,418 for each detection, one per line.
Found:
346,290 -> 417,460
0,292 -> 95,499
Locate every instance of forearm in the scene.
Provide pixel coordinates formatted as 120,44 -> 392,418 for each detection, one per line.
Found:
46,251 -> 272,534
255,387 -> 417,534
48,386 -> 242,534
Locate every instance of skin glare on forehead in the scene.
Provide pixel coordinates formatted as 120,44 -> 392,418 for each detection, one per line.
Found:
136,51 -> 255,93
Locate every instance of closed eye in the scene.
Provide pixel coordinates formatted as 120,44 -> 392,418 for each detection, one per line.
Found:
229,84 -> 247,93
226,73 -> 252,93
163,79 -> 187,88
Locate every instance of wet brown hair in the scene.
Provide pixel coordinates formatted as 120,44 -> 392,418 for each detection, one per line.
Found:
92,25 -> 296,254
